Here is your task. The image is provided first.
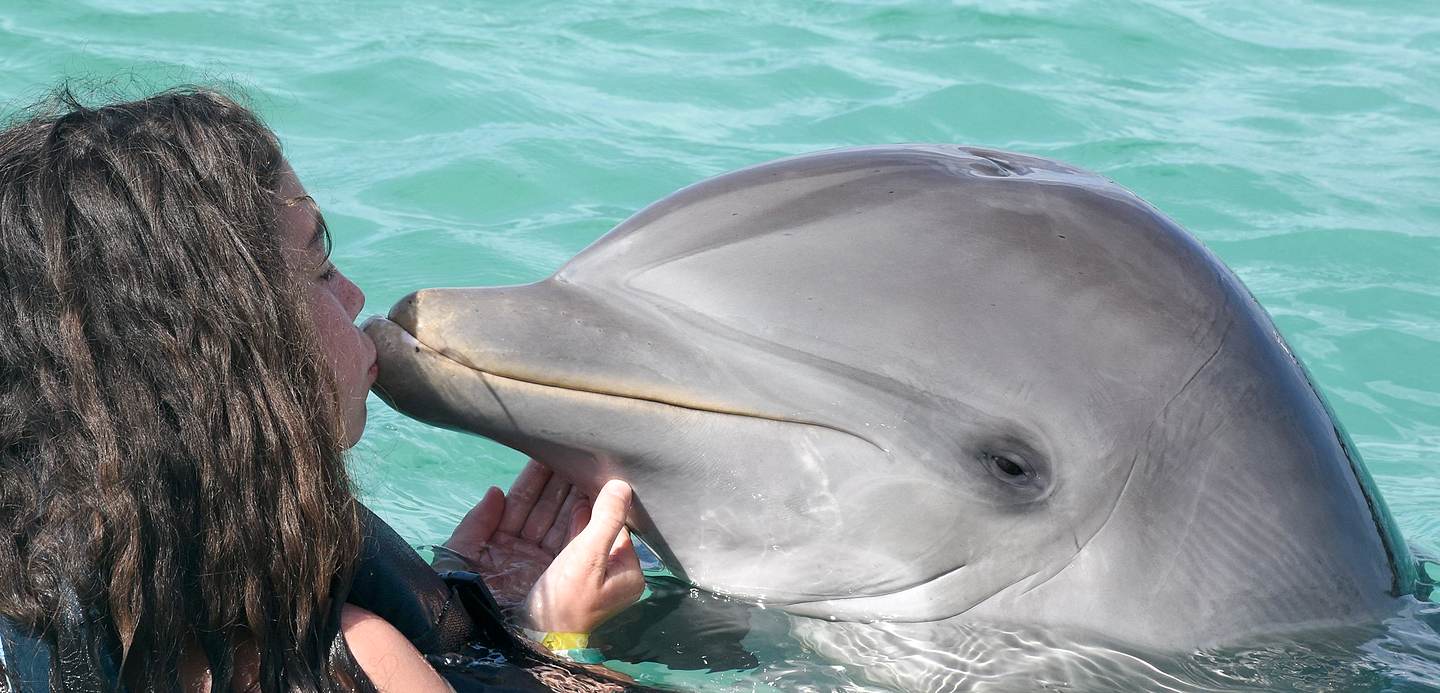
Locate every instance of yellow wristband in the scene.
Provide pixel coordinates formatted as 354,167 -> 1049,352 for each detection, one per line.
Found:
540,631 -> 590,651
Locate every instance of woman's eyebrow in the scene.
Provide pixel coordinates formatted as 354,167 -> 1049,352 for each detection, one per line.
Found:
284,194 -> 328,249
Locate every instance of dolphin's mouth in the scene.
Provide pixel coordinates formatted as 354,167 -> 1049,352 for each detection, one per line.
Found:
373,313 -> 885,453
781,560 -> 978,622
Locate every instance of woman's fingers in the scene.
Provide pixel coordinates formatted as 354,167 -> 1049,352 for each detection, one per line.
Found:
570,479 -> 633,559
542,487 -> 585,553
520,473 -> 571,542
567,500 -> 592,545
443,486 -> 505,557
499,460 -> 552,535
609,524 -> 634,559
603,531 -> 645,603
520,480 -> 644,633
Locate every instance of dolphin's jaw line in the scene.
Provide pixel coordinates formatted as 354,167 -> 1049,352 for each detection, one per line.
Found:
399,327 -> 887,452
781,560 -> 982,623
673,560 -> 977,624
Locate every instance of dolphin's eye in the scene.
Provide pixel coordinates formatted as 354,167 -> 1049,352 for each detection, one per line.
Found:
992,455 -> 1024,477
978,450 -> 1035,486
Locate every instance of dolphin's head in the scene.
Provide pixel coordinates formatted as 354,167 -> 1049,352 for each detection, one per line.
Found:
368,146 -> 1402,642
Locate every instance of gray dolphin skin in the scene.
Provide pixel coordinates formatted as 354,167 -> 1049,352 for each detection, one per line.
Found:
365,145 -> 1414,651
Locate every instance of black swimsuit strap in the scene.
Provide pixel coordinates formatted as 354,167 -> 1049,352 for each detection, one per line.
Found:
0,616 -> 52,692
0,582 -> 122,693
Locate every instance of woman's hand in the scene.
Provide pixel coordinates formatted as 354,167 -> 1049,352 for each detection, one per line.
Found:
438,460 -> 583,605
521,478 -> 645,634
438,460 -> 644,633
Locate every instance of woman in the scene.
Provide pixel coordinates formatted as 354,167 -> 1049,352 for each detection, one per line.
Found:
0,87 -> 643,690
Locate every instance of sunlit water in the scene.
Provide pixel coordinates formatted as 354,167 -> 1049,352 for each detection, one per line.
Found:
3,1 -> 1438,690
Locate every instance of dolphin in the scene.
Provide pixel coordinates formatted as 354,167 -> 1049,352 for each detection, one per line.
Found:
364,145 -> 1414,652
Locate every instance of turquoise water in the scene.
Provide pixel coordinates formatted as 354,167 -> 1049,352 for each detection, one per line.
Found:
3,1 -> 1438,689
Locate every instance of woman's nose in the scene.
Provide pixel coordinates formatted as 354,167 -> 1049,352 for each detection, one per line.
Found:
340,273 -> 365,319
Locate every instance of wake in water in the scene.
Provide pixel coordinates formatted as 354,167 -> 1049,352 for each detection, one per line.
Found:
589,573 -> 1440,692
771,596 -> 1440,692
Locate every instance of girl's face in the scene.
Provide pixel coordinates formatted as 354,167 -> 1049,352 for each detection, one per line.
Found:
277,163 -> 376,447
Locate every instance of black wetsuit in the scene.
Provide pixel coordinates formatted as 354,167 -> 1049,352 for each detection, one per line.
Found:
0,505 -> 585,692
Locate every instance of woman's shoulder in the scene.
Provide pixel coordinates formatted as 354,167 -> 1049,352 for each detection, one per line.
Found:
340,605 -> 452,693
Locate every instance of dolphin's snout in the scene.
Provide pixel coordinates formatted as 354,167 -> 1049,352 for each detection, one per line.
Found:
385,289 -> 426,335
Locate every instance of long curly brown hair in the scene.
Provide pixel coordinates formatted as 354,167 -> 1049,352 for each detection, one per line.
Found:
0,87 -> 364,690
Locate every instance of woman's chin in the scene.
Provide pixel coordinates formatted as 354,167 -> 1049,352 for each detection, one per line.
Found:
342,411 -> 366,449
